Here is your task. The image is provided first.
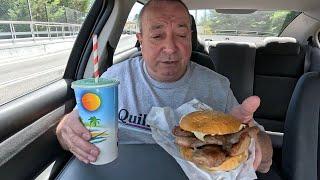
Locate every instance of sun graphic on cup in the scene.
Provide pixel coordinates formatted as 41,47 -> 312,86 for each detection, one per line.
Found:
81,93 -> 101,111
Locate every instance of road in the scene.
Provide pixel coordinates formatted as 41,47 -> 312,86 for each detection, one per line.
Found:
0,50 -> 70,105
0,35 -> 137,105
0,50 -> 70,85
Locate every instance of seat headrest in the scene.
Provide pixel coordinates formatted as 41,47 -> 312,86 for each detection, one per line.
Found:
263,37 -> 297,44
259,41 -> 300,55
210,41 -> 256,48
259,37 -> 299,55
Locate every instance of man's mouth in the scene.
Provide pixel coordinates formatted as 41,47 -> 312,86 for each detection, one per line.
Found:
162,61 -> 178,64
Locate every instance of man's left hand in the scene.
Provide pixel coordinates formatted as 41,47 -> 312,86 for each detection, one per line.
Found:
229,96 -> 263,170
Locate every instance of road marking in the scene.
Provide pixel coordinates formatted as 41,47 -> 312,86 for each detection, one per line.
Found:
0,65 -> 65,86
0,49 -> 71,67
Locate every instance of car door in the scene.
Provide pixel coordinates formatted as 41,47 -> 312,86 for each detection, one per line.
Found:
0,0 -> 123,179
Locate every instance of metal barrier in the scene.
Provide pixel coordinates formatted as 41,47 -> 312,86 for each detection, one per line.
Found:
0,20 -> 81,43
197,26 -> 278,37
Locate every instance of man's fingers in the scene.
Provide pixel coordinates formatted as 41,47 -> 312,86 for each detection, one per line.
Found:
241,96 -> 260,116
62,128 -> 99,163
230,96 -> 261,123
230,105 -> 253,124
72,120 -> 91,141
71,150 -> 90,164
70,144 -> 96,163
67,111 -> 91,140
61,131 -> 89,163
66,127 -> 100,155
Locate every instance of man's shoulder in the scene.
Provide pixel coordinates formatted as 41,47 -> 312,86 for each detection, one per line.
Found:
191,62 -> 230,85
102,56 -> 143,77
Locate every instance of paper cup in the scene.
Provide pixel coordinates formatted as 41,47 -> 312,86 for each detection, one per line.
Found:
72,78 -> 119,165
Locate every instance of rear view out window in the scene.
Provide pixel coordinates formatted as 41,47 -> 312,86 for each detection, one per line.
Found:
189,10 -> 300,37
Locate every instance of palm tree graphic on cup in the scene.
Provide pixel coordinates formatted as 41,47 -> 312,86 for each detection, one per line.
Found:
89,116 -> 100,128
87,116 -> 108,144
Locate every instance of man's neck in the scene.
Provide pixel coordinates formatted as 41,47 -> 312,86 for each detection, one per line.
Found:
144,65 -> 188,83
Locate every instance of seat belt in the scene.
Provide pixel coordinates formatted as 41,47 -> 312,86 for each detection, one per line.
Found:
135,41 -> 141,51
304,45 -> 312,73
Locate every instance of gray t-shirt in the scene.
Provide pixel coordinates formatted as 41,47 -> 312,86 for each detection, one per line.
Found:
102,56 -> 239,144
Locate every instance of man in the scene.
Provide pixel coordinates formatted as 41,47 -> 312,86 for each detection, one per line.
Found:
56,0 -> 272,173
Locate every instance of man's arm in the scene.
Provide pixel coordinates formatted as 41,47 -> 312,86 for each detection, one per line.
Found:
256,130 -> 273,173
230,96 -> 273,173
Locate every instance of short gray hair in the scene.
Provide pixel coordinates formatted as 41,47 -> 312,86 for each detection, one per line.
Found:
138,0 -> 191,33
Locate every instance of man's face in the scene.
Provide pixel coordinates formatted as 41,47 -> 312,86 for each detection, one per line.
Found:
136,1 -> 192,82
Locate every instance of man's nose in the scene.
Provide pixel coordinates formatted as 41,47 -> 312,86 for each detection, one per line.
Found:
163,36 -> 177,54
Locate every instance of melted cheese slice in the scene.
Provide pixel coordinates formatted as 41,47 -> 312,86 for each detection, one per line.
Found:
239,124 -> 246,130
193,124 -> 246,142
192,131 -> 209,141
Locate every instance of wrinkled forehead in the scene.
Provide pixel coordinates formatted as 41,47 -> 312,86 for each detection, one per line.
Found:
142,2 -> 191,30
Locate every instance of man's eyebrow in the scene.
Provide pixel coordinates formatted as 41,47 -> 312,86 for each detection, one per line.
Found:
150,24 -> 164,30
177,23 -> 189,29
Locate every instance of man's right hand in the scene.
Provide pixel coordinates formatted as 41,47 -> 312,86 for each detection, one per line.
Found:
56,110 -> 100,164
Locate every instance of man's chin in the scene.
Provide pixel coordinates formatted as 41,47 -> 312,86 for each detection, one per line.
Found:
158,71 -> 183,82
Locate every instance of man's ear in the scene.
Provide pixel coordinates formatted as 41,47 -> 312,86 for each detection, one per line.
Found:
136,33 -> 142,45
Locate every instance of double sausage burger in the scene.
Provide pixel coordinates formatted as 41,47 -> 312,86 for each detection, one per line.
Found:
172,110 -> 259,171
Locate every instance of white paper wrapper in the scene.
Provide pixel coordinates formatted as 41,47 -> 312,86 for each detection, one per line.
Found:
146,99 -> 257,180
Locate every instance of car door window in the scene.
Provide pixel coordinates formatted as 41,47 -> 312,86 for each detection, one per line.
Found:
114,2 -> 143,55
0,0 -> 93,105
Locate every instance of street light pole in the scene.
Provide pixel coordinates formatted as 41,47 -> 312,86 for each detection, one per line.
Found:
195,10 -> 197,24
27,0 -> 35,40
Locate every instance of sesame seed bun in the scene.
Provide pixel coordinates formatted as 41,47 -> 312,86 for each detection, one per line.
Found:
180,110 -> 243,135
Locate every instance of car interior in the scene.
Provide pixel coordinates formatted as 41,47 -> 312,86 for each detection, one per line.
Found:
0,0 -> 320,179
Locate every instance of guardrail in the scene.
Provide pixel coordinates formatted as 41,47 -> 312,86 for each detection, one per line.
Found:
0,20 -> 81,43
213,29 -> 277,36
198,28 -> 278,37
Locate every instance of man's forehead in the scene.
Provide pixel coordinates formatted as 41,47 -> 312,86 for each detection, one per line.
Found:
148,16 -> 189,26
144,11 -> 190,29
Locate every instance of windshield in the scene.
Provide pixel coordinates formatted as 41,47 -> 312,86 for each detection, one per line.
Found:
189,10 -> 300,38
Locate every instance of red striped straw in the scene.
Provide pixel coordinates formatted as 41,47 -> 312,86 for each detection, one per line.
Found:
93,34 -> 99,83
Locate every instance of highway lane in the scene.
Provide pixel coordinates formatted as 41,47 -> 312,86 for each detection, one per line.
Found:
0,50 -> 70,104
0,50 -> 71,85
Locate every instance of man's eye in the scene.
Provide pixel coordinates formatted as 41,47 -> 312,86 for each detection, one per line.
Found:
152,35 -> 161,39
178,35 -> 186,38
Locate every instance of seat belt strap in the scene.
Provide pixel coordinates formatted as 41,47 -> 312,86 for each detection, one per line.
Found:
304,45 -> 312,73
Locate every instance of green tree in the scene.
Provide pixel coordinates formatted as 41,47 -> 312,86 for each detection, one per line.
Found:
279,11 -> 299,33
0,0 -> 90,22
29,0 -> 50,22
58,0 -> 90,12
2,0 -> 29,21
